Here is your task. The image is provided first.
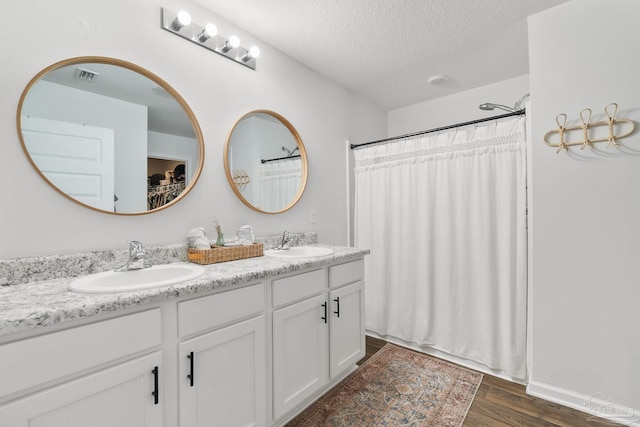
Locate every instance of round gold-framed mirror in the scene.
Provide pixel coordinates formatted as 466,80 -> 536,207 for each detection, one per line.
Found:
17,56 -> 204,215
224,110 -> 308,213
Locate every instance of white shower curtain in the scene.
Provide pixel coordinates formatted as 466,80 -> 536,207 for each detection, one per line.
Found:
258,158 -> 302,211
354,116 -> 527,380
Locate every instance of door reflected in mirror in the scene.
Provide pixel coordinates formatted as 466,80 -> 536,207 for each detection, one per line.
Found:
224,110 -> 308,213
17,57 -> 204,215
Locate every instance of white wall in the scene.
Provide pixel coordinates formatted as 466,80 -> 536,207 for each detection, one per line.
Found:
528,0 -> 640,420
387,74 -> 529,135
1,0 -> 386,258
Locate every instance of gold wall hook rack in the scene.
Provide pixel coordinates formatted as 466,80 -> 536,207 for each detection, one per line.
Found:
543,103 -> 635,153
232,169 -> 250,190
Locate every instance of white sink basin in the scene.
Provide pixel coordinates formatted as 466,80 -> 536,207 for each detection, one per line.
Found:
69,263 -> 205,294
264,246 -> 334,259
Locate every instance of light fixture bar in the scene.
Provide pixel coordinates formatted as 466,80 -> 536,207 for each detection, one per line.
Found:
160,8 -> 257,70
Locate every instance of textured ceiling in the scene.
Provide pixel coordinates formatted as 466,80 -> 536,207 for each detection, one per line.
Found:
195,0 -> 569,110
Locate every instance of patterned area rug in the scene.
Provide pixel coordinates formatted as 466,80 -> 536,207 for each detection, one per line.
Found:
287,343 -> 483,427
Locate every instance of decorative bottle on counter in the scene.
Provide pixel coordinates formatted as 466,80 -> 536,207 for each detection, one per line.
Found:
215,232 -> 225,246
214,220 -> 225,246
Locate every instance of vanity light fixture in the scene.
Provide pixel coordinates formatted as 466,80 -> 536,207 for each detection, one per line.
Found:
160,7 -> 259,70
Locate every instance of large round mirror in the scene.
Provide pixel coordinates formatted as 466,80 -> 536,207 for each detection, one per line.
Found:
17,56 -> 204,215
224,110 -> 308,213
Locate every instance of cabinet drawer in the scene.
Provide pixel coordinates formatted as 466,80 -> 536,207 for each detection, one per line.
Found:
329,259 -> 364,289
0,308 -> 161,398
272,269 -> 326,308
178,283 -> 264,338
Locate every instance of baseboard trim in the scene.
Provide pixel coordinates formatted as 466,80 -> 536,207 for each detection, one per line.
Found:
527,381 -> 640,426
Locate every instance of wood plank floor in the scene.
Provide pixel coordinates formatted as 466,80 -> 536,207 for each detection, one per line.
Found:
360,336 -> 622,427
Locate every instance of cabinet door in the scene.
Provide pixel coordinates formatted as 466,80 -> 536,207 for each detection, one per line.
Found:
330,281 -> 365,378
0,352 -> 162,427
272,293 -> 329,420
179,315 -> 266,427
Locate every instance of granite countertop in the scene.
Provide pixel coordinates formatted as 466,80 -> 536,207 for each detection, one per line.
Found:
0,245 -> 368,338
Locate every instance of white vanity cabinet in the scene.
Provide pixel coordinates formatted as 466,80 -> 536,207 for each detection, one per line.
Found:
271,260 -> 365,423
0,309 -> 163,427
0,250 -> 366,427
177,283 -> 266,427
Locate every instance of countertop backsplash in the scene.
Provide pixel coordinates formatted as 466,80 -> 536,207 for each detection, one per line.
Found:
256,231 -> 317,251
0,232 -> 318,287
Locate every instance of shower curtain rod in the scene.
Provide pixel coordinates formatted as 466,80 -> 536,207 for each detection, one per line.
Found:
260,154 -> 301,164
349,109 -> 525,150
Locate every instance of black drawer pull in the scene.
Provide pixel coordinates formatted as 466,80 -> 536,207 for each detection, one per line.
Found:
334,297 -> 340,317
151,366 -> 159,405
321,302 -> 327,323
187,352 -> 194,387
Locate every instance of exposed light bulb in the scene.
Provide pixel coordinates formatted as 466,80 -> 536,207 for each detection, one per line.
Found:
205,23 -> 217,37
171,10 -> 191,31
242,46 -> 261,62
177,11 -> 191,25
220,35 -> 241,53
198,23 -> 218,42
249,46 -> 260,58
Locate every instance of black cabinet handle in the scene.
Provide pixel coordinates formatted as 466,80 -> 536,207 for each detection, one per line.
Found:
151,366 -> 159,405
321,302 -> 327,323
187,352 -> 194,387
334,297 -> 340,317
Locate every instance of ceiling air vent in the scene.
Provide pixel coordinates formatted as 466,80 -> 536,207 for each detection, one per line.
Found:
75,67 -> 100,82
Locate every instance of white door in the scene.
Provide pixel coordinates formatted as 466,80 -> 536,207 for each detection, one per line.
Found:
179,316 -> 266,427
330,281 -> 365,378
21,116 -> 115,211
272,294 -> 329,420
0,352 -> 163,427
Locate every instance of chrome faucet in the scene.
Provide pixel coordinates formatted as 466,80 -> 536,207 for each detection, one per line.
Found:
115,241 -> 150,271
276,231 -> 291,250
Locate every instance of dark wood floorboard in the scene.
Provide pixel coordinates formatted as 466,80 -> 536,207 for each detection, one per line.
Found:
360,336 -> 623,427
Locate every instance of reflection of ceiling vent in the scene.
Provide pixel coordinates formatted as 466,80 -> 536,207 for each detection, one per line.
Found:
75,67 -> 99,82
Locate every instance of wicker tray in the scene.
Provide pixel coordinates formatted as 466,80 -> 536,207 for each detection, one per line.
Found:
187,243 -> 264,265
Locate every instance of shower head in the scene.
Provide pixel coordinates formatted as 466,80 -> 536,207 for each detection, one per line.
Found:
479,93 -> 530,113
479,102 -> 516,112
281,146 -> 299,157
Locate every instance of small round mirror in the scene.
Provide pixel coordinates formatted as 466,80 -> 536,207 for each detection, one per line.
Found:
224,110 -> 308,213
17,56 -> 204,215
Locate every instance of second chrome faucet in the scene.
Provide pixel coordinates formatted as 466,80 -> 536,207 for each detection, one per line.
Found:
275,231 -> 292,250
